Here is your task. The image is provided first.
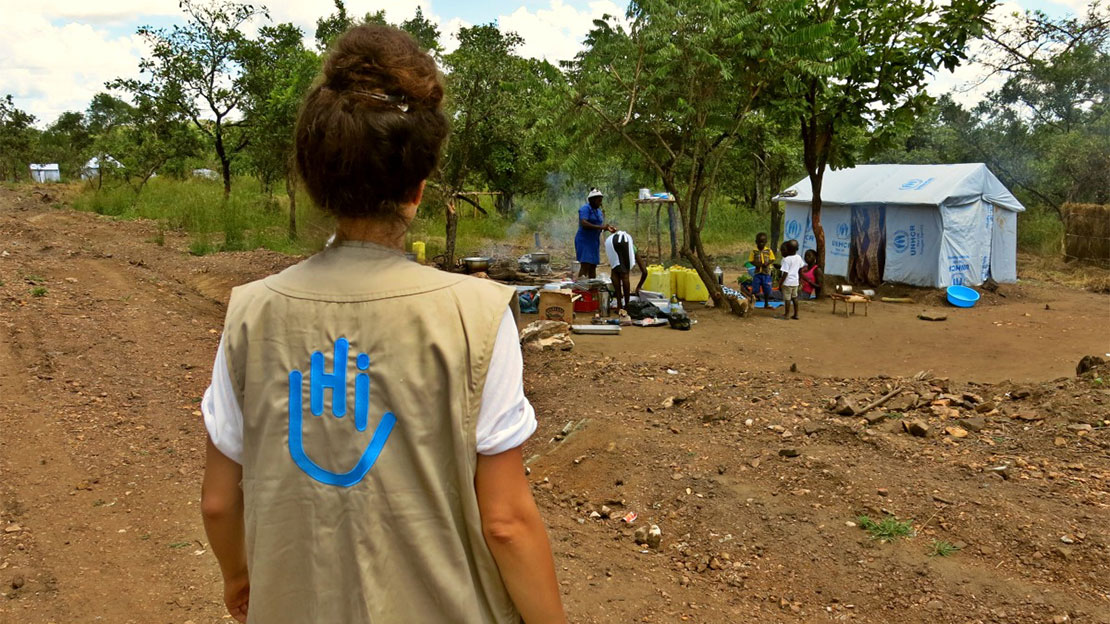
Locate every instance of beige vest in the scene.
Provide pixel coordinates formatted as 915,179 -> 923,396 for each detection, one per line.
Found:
222,241 -> 520,623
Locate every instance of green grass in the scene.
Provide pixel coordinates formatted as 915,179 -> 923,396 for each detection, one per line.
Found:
928,539 -> 960,557
857,514 -> 915,542
30,286 -> 47,297
1017,206 -> 1064,256
71,177 -> 332,256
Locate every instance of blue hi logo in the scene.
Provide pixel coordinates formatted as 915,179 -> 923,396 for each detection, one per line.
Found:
288,337 -> 396,487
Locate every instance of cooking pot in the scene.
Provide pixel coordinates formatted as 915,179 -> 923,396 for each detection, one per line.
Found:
462,256 -> 491,273
529,251 -> 550,265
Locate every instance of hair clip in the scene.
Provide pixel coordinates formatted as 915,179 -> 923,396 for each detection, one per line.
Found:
358,90 -> 409,112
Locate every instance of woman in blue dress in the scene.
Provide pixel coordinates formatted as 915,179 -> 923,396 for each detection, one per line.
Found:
574,188 -> 615,278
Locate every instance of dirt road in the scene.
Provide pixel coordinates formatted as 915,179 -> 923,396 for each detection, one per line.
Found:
1,189 -> 1107,623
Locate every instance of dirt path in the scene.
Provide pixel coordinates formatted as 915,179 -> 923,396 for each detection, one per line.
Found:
0,189 -> 1107,624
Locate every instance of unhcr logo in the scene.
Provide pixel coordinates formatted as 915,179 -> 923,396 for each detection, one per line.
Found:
786,219 -> 802,240
836,222 -> 850,240
893,230 -> 909,253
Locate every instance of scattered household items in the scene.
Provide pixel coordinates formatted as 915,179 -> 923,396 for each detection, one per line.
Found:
598,289 -> 611,317
539,289 -> 578,324
518,320 -> 574,352
830,293 -> 871,316
918,310 -> 948,321
1062,202 -> 1109,266
713,265 -> 724,285
835,284 -> 853,295
634,317 -> 669,327
945,285 -> 981,308
642,265 -> 709,302
29,163 -> 60,183
517,289 -> 539,314
638,188 -> 651,199
773,163 -> 1024,288
571,324 -> 620,335
461,256 -> 491,274
625,299 -> 664,320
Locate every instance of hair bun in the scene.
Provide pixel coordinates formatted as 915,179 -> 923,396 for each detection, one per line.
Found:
324,24 -> 443,109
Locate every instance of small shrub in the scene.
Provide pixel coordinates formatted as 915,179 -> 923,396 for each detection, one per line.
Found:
928,540 -> 960,557
30,286 -> 47,297
857,514 -> 915,542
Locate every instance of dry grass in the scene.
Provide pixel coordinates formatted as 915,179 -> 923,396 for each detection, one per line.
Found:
1019,253 -> 1110,293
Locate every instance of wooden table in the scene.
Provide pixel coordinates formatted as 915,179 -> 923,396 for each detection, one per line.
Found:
830,294 -> 871,317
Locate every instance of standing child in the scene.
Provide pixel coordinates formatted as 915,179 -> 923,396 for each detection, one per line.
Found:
799,249 -> 823,300
748,232 -> 776,310
778,240 -> 805,320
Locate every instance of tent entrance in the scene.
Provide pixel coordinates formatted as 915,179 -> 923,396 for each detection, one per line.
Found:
849,205 -> 886,286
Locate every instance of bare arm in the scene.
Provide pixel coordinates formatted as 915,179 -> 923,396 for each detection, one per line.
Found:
202,436 -> 249,623
476,448 -> 566,624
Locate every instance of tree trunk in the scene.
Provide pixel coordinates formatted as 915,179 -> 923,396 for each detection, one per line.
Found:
810,171 -> 826,272
214,127 -> 232,200
445,201 -> 459,268
667,203 -> 678,261
494,191 -> 514,217
285,168 -> 297,240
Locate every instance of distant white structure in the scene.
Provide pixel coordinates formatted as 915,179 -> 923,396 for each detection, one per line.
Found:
192,168 -> 219,180
29,163 -> 61,183
80,155 -> 123,180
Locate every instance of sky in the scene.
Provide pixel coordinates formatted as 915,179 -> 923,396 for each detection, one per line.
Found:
0,0 -> 1095,127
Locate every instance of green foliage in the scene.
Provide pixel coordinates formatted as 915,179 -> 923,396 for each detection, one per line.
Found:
928,540 -> 961,557
30,287 -> 47,297
0,95 -> 38,182
118,0 -> 267,197
770,0 -> 994,267
857,515 -> 915,542
35,111 -> 93,179
237,21 -> 319,223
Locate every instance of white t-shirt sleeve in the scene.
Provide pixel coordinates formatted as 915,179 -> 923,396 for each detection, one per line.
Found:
200,307 -> 537,463
202,335 -> 244,464
475,308 -> 538,455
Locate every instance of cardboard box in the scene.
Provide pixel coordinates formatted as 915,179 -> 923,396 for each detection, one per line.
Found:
539,289 -> 578,324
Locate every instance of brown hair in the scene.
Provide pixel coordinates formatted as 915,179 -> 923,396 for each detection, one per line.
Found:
295,25 -> 448,219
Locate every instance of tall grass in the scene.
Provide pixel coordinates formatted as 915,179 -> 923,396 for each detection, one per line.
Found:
71,177 -> 332,255
1017,206 -> 1064,256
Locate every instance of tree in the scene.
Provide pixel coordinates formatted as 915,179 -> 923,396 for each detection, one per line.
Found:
0,95 -> 37,182
439,24 -> 527,265
572,0 -> 793,314
401,7 -> 443,56
772,0 -> 994,271
88,89 -> 200,197
119,0 -> 266,198
36,112 -> 93,179
239,23 -> 320,238
976,2 -> 1110,210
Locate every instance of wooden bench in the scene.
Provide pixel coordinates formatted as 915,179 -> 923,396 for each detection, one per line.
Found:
830,294 -> 870,317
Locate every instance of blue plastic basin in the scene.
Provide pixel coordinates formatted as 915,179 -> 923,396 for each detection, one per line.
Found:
946,285 -> 980,308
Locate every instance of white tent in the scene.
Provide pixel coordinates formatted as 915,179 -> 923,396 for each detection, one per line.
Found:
773,163 -> 1024,288
29,163 -> 60,183
80,155 -> 123,180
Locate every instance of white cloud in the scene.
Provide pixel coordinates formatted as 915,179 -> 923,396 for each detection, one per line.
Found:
497,0 -> 623,62
0,9 -> 153,126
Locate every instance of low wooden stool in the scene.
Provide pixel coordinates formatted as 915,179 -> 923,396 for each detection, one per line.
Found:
830,294 -> 870,317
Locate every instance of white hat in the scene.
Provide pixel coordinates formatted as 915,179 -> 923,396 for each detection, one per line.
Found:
587,188 -> 604,199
